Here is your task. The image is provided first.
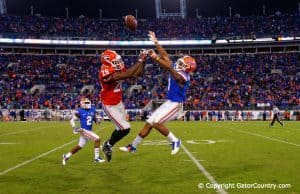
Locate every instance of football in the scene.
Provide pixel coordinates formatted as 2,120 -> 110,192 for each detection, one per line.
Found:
124,15 -> 137,31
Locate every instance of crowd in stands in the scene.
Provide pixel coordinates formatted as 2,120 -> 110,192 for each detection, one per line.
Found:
187,53 -> 299,109
0,52 -> 299,110
0,13 -> 299,40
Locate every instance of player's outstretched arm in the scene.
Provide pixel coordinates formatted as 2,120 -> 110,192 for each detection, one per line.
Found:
148,32 -> 186,86
123,49 -> 147,78
148,31 -> 170,62
108,50 -> 147,81
70,112 -> 82,134
153,56 -> 186,86
70,113 -> 79,128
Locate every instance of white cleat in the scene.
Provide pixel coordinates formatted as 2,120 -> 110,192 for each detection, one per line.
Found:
62,154 -> 68,165
171,139 -> 181,155
94,157 -> 106,163
119,144 -> 136,153
119,146 -> 130,152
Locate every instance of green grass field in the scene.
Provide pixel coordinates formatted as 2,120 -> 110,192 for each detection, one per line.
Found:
0,121 -> 299,194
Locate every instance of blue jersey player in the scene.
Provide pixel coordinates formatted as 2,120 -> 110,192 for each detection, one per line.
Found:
120,31 -> 196,155
62,98 -> 105,165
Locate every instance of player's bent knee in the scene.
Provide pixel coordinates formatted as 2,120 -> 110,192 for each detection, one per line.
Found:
145,121 -> 154,127
122,122 -> 131,130
121,128 -> 130,136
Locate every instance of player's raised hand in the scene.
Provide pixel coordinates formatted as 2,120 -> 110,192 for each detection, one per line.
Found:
148,49 -> 157,59
138,49 -> 148,62
148,31 -> 158,43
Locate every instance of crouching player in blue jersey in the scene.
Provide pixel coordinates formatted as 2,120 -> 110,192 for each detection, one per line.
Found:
120,31 -> 196,155
62,98 -> 105,165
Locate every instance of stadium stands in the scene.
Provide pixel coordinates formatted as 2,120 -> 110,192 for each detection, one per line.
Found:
0,53 -> 299,110
0,14 -> 298,111
0,13 -> 299,40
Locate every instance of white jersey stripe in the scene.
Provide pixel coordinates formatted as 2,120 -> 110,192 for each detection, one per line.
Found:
158,104 -> 178,124
159,108 -> 179,124
81,130 -> 99,141
158,105 -> 178,123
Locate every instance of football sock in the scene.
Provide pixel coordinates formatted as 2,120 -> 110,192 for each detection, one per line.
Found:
167,132 -> 178,142
66,152 -> 72,158
94,148 -> 100,159
132,135 -> 143,148
109,128 -> 130,146
108,130 -> 119,146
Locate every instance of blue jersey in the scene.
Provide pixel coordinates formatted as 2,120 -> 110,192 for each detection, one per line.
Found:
76,106 -> 97,131
166,64 -> 190,102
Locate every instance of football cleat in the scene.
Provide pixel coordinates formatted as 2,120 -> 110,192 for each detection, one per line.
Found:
94,157 -> 105,163
171,139 -> 181,155
62,154 -> 68,165
119,144 -> 137,153
102,141 -> 112,162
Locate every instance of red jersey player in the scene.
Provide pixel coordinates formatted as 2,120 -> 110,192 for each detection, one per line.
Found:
99,49 -> 147,161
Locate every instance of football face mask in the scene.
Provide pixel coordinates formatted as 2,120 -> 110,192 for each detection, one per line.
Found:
80,98 -> 92,109
101,50 -> 125,71
175,56 -> 196,73
111,54 -> 124,71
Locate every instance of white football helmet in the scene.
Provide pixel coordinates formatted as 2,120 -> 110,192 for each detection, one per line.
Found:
175,55 -> 197,73
80,98 -> 91,109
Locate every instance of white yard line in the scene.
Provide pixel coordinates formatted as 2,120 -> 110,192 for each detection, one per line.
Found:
182,159 -> 205,162
232,128 -> 300,147
0,142 -> 19,145
0,127 -> 105,176
0,139 -> 77,175
214,124 -> 300,148
181,144 -> 227,194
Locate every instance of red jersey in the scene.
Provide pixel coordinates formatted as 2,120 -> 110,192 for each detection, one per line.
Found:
99,65 -> 126,105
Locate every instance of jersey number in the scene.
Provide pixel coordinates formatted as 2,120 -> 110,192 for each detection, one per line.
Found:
101,69 -> 110,76
87,116 -> 92,126
114,82 -> 121,93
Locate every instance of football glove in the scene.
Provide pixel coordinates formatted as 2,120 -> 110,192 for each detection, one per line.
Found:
148,31 -> 158,43
138,49 -> 148,62
73,127 -> 82,134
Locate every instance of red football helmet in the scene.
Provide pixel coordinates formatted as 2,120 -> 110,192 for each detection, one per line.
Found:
101,50 -> 124,70
175,55 -> 197,73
